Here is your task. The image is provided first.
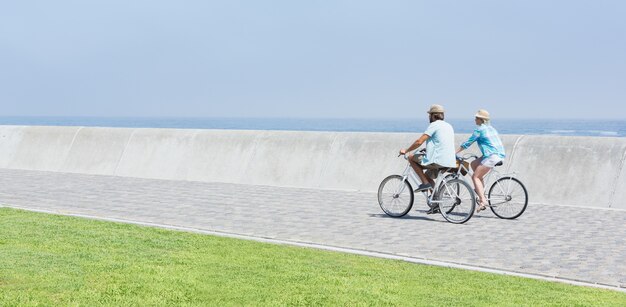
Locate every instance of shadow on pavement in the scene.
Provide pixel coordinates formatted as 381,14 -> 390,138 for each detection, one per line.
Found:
367,213 -> 447,223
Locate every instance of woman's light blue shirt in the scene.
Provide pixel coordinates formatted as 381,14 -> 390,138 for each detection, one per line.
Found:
461,124 -> 506,158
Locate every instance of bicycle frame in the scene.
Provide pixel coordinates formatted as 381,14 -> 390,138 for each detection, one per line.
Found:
453,156 -> 519,205
397,155 -> 457,206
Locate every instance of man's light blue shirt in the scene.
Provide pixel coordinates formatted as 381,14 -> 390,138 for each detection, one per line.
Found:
461,124 -> 506,158
420,120 -> 456,168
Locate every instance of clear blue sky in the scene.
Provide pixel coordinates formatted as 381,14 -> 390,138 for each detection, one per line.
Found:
1,1 -> 625,119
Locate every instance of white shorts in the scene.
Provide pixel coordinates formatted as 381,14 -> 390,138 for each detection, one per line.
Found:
480,155 -> 503,168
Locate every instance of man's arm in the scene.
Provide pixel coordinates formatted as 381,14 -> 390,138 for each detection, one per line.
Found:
400,134 -> 430,155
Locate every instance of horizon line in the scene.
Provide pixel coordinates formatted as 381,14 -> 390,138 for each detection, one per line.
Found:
1,115 -> 626,121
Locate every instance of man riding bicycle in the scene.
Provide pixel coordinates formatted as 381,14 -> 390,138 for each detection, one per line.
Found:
399,104 -> 456,213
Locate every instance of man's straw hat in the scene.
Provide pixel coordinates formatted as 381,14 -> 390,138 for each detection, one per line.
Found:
475,109 -> 490,120
427,104 -> 445,114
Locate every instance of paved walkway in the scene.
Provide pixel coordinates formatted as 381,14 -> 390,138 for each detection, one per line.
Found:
0,168 -> 625,289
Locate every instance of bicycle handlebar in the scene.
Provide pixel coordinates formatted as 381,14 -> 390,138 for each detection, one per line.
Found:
399,148 -> 426,159
400,150 -> 476,162
456,153 -> 479,161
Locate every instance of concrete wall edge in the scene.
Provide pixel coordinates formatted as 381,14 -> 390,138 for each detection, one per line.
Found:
113,128 -> 137,176
608,149 -> 626,208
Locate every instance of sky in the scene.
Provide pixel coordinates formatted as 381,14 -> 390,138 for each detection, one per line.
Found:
1,1 -> 625,119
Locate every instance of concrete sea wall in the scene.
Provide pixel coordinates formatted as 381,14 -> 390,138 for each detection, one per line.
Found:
0,125 -> 624,209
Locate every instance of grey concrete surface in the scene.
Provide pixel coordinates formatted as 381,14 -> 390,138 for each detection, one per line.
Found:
2,126 -> 81,171
61,127 -> 133,175
115,128 -> 197,180
0,126 -> 625,208
0,168 -> 625,289
506,136 -> 626,208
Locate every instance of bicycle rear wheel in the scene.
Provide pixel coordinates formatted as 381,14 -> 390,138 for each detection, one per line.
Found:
378,175 -> 414,217
488,177 -> 528,219
436,178 -> 475,224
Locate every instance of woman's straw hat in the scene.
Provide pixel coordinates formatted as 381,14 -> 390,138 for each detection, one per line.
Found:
427,104 -> 445,114
475,109 -> 490,120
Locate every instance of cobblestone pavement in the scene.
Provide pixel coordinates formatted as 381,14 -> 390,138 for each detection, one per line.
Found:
1,168 -> 625,288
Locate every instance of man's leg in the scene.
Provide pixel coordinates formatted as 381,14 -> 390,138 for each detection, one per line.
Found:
408,154 -> 435,187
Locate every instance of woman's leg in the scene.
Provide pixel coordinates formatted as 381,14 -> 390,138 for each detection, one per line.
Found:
470,158 -> 485,192
408,154 -> 434,187
472,164 -> 492,210
470,158 -> 482,174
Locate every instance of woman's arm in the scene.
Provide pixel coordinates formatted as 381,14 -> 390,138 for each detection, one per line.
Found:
459,129 -> 481,151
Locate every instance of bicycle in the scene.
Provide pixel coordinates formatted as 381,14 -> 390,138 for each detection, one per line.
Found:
377,150 -> 476,224
445,154 -> 528,219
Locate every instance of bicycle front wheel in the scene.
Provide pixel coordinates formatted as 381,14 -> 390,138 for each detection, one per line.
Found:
378,175 -> 414,217
441,174 -> 459,213
488,177 -> 528,219
436,178 -> 476,224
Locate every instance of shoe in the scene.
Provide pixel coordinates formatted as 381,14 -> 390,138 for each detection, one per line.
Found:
476,205 -> 487,213
426,206 -> 440,214
414,183 -> 433,192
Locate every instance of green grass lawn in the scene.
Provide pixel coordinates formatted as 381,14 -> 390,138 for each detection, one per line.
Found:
0,208 -> 624,306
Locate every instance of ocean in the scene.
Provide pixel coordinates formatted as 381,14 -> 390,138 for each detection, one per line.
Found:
0,117 -> 625,137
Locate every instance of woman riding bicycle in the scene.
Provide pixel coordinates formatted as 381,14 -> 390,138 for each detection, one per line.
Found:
456,109 -> 506,212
